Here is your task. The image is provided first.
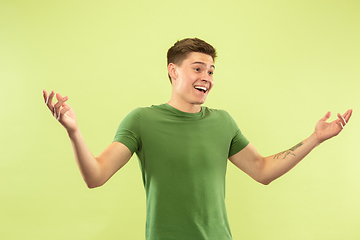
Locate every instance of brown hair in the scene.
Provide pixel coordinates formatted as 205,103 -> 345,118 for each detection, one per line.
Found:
167,38 -> 217,82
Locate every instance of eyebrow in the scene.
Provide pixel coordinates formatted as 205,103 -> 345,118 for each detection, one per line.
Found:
191,61 -> 215,69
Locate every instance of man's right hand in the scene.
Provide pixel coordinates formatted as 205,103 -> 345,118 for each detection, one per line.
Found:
43,90 -> 132,188
43,90 -> 78,134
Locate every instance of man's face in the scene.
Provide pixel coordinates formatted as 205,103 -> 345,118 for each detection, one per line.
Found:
169,52 -> 215,107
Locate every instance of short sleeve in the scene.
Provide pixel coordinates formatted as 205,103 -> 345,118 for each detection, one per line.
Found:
228,129 -> 249,157
226,112 -> 249,157
113,108 -> 142,154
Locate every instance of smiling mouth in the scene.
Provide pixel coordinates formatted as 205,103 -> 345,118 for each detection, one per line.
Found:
194,86 -> 207,93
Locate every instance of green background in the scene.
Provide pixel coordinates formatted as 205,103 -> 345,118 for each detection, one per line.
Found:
1,0 -> 359,239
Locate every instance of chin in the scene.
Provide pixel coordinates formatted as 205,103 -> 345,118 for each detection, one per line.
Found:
195,99 -> 206,105
189,96 -> 207,105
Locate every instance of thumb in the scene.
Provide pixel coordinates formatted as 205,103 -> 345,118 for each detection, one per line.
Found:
55,92 -> 70,108
320,111 -> 331,122
56,93 -> 64,101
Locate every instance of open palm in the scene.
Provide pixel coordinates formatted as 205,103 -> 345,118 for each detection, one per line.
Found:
43,90 -> 78,133
315,109 -> 352,143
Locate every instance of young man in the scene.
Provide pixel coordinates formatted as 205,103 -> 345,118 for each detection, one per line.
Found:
43,38 -> 352,240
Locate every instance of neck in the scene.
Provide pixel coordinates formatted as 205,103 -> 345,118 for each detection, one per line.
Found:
167,99 -> 202,113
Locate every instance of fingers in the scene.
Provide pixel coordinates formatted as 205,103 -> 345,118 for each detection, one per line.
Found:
42,90 -> 48,103
44,90 -> 55,111
43,90 -> 69,120
336,114 -> 345,129
337,113 -> 346,126
343,109 -> 353,123
337,109 -> 353,129
58,105 -> 71,120
53,95 -> 69,119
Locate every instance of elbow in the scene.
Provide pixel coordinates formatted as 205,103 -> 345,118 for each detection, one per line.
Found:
258,179 -> 272,185
86,183 -> 103,189
253,160 -> 275,185
87,183 -> 99,189
85,179 -> 105,189
255,174 -> 273,185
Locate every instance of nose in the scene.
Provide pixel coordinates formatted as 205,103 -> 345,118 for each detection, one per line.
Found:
201,73 -> 214,86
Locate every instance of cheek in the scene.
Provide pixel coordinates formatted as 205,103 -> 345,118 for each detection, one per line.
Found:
176,80 -> 191,93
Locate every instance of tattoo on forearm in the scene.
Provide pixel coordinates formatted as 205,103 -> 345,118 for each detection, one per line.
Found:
273,142 -> 304,159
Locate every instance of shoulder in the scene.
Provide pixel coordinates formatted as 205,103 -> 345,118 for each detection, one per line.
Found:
203,107 -> 241,131
123,107 -> 142,119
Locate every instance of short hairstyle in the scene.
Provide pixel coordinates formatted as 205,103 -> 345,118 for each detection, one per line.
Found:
167,38 -> 217,82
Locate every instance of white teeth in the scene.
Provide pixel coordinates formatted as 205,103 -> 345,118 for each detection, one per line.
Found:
194,86 -> 207,91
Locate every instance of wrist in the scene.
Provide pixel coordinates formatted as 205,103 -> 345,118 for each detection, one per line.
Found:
309,132 -> 321,147
67,127 -> 81,139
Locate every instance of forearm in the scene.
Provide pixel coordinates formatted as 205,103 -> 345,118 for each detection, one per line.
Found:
260,133 -> 320,184
68,129 -> 103,188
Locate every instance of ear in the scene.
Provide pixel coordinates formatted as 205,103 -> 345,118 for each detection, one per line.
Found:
168,63 -> 177,81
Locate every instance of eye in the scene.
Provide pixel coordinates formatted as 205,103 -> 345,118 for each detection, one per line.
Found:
208,71 -> 213,75
194,68 -> 201,72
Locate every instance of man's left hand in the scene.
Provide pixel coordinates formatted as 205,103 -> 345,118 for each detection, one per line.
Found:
314,109 -> 353,144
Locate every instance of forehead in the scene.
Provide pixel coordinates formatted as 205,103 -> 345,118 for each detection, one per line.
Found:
182,52 -> 214,66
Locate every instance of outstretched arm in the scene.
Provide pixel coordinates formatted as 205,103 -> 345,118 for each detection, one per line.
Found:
43,90 -> 132,188
229,109 -> 353,185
